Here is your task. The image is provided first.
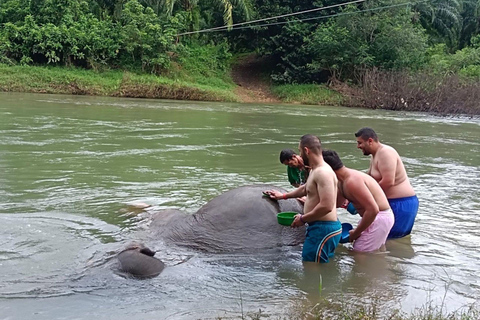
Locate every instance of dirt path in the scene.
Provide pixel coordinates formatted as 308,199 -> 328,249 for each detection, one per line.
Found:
231,55 -> 280,103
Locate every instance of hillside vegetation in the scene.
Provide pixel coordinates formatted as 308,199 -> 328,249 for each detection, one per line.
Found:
1,0 -> 480,114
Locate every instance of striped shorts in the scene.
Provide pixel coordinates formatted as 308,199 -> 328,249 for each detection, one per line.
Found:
302,220 -> 342,263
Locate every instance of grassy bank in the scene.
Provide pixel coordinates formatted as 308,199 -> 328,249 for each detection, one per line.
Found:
0,64 -> 239,102
3,63 -> 478,116
272,83 -> 344,105
0,63 -> 345,106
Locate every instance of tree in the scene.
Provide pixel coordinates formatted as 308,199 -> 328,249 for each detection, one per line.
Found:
413,0 -> 462,49
164,0 -> 252,29
459,0 -> 480,48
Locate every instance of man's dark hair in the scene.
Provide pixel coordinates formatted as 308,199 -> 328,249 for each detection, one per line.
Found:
355,127 -> 378,142
322,149 -> 344,171
279,149 -> 296,164
300,134 -> 322,154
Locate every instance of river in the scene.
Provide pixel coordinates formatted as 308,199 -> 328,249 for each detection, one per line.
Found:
0,92 -> 479,319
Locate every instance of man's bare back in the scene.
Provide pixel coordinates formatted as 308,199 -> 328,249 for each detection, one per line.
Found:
340,169 -> 390,216
322,149 -> 395,250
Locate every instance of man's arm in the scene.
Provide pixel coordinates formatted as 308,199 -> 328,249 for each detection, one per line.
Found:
347,181 -> 379,241
367,159 -> 373,175
287,167 -> 300,187
301,169 -> 336,223
376,149 -> 397,190
336,186 -> 347,208
265,184 -> 306,200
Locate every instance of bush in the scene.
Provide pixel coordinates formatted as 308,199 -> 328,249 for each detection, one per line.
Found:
167,41 -> 234,89
0,0 -> 181,73
308,2 -> 428,81
339,68 -> 480,115
427,38 -> 480,78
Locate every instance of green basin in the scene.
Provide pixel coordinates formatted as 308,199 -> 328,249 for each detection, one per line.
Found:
277,211 -> 298,226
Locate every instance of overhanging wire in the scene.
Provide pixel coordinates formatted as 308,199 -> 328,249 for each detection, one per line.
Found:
176,0 -> 428,36
177,0 -> 367,36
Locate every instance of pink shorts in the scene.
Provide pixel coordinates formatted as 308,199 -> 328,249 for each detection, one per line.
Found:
353,209 -> 395,252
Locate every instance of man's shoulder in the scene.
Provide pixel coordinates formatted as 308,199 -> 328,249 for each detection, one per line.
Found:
345,170 -> 369,185
375,144 -> 399,161
380,144 -> 399,155
311,164 -> 335,177
313,163 -> 332,171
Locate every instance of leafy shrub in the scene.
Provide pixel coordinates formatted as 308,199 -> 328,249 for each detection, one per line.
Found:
168,41 -> 234,88
427,37 -> 480,78
308,2 -> 428,81
0,0 -> 180,73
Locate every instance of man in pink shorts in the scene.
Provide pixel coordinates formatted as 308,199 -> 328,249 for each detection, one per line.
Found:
322,150 -> 394,252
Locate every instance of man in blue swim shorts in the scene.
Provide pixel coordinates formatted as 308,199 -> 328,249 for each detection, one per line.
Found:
355,127 -> 419,238
265,135 -> 341,263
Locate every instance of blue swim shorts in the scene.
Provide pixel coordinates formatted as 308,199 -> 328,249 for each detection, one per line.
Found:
388,195 -> 419,239
302,220 -> 342,263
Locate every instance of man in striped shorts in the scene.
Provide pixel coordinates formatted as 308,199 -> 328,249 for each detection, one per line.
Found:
265,134 -> 341,263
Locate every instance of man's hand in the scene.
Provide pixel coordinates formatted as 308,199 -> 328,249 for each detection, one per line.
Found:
263,190 -> 283,200
296,196 -> 306,204
349,229 -> 360,242
291,214 -> 305,228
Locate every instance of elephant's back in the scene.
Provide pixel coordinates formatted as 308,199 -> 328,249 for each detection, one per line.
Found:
163,184 -> 306,253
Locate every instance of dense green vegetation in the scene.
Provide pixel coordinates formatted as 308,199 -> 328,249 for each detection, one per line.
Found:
1,0 -> 480,114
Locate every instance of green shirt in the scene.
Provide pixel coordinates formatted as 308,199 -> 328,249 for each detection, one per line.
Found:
287,166 -> 307,186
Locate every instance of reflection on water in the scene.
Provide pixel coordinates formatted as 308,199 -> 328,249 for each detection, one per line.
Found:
0,92 -> 479,319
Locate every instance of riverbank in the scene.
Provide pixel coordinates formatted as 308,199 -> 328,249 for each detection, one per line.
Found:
1,62 -> 479,115
0,62 -> 344,106
0,64 -> 238,102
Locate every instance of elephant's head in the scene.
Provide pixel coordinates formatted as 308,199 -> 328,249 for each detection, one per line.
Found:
117,242 -> 165,278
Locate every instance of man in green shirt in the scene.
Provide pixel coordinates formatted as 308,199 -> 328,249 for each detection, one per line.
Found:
280,149 -> 308,187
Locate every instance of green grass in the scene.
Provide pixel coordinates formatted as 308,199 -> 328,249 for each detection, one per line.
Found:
116,71 -> 238,101
0,64 -> 122,95
0,61 -> 346,106
214,299 -> 479,320
0,64 -> 238,102
303,299 -> 480,320
272,83 -> 344,105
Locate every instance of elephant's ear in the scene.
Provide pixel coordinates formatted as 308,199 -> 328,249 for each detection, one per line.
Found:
139,247 -> 156,257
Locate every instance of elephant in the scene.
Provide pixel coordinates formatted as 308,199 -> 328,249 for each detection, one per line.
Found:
117,243 -> 165,278
117,184 -> 305,278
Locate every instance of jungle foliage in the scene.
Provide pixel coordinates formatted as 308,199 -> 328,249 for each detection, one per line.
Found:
1,0 -> 480,112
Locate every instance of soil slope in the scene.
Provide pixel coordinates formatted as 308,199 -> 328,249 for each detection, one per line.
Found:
231,55 -> 280,103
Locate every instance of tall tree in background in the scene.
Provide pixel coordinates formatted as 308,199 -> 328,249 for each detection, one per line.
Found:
164,0 -> 252,30
459,0 -> 480,48
413,0 -> 462,49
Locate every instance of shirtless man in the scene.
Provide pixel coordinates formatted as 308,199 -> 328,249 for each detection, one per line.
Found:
265,135 -> 341,263
322,150 -> 394,252
355,127 -> 419,238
